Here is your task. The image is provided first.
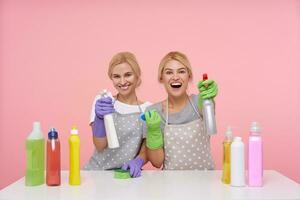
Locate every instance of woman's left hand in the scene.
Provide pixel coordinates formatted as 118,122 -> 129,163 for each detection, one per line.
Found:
197,79 -> 218,108
121,157 -> 144,178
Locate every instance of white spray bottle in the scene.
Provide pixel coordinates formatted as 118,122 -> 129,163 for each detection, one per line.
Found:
101,89 -> 119,148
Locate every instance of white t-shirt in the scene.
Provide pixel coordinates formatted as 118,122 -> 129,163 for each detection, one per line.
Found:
89,95 -> 152,124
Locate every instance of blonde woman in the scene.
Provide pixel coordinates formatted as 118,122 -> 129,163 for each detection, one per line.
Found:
84,52 -> 151,177
145,51 -> 218,170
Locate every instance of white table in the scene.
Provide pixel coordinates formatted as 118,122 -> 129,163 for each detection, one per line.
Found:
1,170 -> 300,200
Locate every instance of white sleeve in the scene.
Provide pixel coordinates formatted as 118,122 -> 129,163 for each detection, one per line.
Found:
89,95 -> 101,124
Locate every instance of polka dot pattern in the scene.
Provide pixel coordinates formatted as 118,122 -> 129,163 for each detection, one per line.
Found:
164,119 -> 215,170
84,112 -> 143,170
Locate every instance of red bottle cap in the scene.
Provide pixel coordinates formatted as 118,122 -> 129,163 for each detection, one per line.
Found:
203,73 -> 208,80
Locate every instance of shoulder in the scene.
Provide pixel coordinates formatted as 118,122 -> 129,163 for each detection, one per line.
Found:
145,101 -> 163,113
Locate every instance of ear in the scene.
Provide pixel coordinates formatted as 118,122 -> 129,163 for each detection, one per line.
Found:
137,78 -> 142,87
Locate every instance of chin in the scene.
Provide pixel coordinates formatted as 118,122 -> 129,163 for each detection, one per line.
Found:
117,88 -> 135,96
167,89 -> 186,98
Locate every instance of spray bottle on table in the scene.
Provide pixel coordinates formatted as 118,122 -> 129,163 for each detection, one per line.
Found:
69,126 -> 80,185
25,122 -> 45,186
46,128 -> 61,186
231,136 -> 245,187
202,73 -> 217,135
248,122 -> 263,187
101,89 -> 119,149
222,126 -> 233,184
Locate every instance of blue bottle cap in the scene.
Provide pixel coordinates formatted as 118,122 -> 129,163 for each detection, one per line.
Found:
48,128 -> 58,139
140,113 -> 146,121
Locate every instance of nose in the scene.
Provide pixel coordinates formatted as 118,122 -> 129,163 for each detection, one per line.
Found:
171,73 -> 180,81
120,76 -> 127,85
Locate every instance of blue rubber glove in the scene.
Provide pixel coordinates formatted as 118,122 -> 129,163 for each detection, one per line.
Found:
121,157 -> 144,178
92,97 -> 115,138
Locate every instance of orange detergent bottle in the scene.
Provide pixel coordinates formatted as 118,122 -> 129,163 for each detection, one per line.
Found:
46,128 -> 61,186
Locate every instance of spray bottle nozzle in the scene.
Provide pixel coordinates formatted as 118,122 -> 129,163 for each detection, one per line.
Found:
225,126 -> 233,140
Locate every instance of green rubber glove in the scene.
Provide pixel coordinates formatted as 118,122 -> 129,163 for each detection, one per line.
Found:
197,79 -> 218,109
145,110 -> 163,150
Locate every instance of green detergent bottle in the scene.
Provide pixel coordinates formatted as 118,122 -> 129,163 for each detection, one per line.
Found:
25,122 -> 45,186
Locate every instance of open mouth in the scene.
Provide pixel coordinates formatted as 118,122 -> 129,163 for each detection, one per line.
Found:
170,82 -> 182,88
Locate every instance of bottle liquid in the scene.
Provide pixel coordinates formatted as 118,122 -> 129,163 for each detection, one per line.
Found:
222,126 -> 233,184
46,128 -> 61,186
25,122 -> 45,186
248,122 -> 263,187
69,126 -> 81,185
101,89 -> 119,148
230,137 -> 245,187
202,73 -> 217,135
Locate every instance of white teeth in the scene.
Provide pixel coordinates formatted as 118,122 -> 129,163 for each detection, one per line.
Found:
171,83 -> 181,86
119,85 -> 129,90
170,82 -> 182,88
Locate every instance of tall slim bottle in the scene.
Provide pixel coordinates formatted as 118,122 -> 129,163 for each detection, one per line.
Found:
222,126 -> 233,184
101,89 -> 119,148
202,74 -> 217,135
230,137 -> 245,187
69,126 -> 81,185
248,122 -> 263,187
46,128 -> 61,186
25,122 -> 45,186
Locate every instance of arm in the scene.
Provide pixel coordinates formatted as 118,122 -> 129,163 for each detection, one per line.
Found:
136,139 -> 148,164
145,110 -> 164,168
91,122 -> 108,152
146,147 -> 164,168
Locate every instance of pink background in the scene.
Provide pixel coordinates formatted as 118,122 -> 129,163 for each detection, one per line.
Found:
1,1 -> 300,189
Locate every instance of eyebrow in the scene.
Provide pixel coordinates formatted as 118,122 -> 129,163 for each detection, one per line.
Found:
112,71 -> 133,76
164,67 -> 187,71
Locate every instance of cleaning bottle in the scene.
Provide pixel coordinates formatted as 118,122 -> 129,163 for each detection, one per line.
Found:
101,89 -> 119,148
230,137 -> 245,187
248,122 -> 263,187
202,73 -> 217,135
25,122 -> 45,186
46,128 -> 61,186
222,126 -> 233,184
69,126 -> 81,185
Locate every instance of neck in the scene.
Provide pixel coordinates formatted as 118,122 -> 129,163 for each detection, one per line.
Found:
117,91 -> 138,105
167,93 -> 189,112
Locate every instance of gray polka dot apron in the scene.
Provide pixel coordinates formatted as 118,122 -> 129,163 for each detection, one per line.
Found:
84,106 -> 144,170
163,97 -> 215,170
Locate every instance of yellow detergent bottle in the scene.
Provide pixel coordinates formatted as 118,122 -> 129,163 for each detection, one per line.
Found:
69,126 -> 81,185
222,126 -> 233,184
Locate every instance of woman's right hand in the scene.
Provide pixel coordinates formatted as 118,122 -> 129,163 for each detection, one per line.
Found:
145,110 -> 163,149
95,97 -> 115,119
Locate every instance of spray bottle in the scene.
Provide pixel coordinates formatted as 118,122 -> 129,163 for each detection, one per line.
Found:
46,128 -> 61,186
230,136 -> 245,187
101,89 -> 119,148
222,126 -> 233,184
202,73 -> 217,135
69,126 -> 80,185
248,122 -> 263,187
25,122 -> 45,186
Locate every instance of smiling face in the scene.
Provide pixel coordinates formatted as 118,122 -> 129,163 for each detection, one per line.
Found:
111,62 -> 139,96
160,59 -> 190,98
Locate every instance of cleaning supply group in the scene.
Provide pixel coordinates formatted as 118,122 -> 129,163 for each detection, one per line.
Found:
25,51 -> 262,187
